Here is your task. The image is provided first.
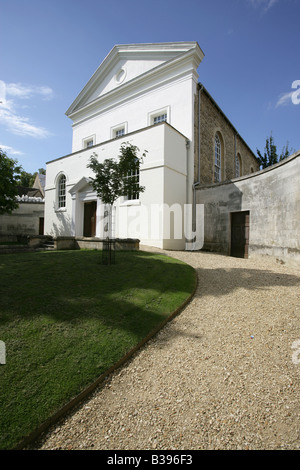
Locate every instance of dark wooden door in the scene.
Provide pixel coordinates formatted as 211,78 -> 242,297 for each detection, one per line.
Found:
83,201 -> 97,237
39,217 -> 44,235
230,211 -> 249,258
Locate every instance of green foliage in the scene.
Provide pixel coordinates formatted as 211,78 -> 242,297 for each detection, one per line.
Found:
87,142 -> 147,205
0,147 -> 45,214
18,170 -> 35,187
18,168 -> 46,187
257,133 -> 294,169
0,148 -> 22,215
87,156 -> 121,206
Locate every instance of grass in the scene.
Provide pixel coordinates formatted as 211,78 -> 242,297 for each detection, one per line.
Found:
0,249 -> 196,450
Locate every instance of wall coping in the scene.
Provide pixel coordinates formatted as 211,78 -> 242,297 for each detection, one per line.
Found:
195,150 -> 300,191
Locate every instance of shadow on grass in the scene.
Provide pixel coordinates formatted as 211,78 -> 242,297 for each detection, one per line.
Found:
0,250 -> 195,331
0,249 -> 198,449
1,249 -> 298,450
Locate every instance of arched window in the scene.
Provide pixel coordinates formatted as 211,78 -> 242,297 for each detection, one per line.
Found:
235,153 -> 242,177
58,174 -> 66,208
214,134 -> 221,182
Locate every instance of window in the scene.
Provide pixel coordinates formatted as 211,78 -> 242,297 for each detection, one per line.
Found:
115,128 -> 125,138
235,153 -> 242,178
58,174 -> 66,208
111,123 -> 127,139
214,134 -> 221,182
125,167 -> 140,200
153,113 -> 167,124
148,107 -> 170,126
83,136 -> 95,149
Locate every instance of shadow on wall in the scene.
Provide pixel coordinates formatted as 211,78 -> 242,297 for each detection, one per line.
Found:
202,183 -> 243,254
50,203 -> 72,237
197,151 -> 300,265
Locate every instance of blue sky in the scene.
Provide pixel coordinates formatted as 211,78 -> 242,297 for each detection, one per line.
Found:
1,0 -> 299,174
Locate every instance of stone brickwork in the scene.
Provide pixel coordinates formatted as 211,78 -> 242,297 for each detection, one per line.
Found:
194,84 -> 259,184
0,202 -> 45,236
196,152 -> 300,267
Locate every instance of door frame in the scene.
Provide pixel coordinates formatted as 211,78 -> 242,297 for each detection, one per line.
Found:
229,210 -> 250,259
83,201 -> 97,237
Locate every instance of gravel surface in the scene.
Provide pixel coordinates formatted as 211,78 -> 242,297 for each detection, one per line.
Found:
32,249 -> 299,450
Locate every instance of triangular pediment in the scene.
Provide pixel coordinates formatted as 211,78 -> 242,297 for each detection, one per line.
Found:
66,42 -> 204,117
69,177 -> 92,194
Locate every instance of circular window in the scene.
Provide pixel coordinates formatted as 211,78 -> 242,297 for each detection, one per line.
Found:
115,68 -> 126,84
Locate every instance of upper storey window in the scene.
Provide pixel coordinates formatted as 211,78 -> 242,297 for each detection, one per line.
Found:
149,106 -> 170,126
83,136 -> 95,149
153,113 -> 167,124
214,134 -> 222,183
115,128 -> 125,138
235,153 -> 242,178
111,122 -> 128,139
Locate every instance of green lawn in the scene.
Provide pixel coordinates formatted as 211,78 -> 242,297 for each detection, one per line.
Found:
0,249 -> 196,450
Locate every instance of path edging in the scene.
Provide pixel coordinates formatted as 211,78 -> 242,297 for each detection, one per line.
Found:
15,268 -> 198,450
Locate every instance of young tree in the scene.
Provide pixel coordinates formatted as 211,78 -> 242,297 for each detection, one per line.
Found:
257,133 -> 294,169
0,148 -> 22,215
87,142 -> 147,237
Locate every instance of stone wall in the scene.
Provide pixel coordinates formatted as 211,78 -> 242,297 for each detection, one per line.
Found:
196,151 -> 300,267
194,84 -> 260,184
52,237 -> 140,251
0,202 -> 44,236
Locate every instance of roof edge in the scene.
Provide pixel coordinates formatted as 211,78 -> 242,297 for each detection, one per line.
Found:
66,42 -> 204,117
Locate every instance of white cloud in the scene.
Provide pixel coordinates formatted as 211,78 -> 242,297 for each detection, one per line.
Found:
275,91 -> 294,108
247,0 -> 279,12
5,83 -> 54,101
0,144 -> 23,156
0,106 -> 50,138
0,80 -> 53,138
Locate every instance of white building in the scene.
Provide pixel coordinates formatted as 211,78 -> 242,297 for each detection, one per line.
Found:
44,42 -> 258,250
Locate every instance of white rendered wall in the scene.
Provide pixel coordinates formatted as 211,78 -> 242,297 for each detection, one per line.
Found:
44,123 -> 188,248
71,75 -> 195,153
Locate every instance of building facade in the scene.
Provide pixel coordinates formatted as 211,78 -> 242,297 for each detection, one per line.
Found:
44,42 -> 259,250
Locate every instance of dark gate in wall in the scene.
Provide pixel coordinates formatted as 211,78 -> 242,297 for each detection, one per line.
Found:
39,217 -> 44,235
230,211 -> 249,258
83,201 -> 97,237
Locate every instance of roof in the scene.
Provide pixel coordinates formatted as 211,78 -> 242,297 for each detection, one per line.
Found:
17,186 -> 44,198
66,42 -> 205,118
32,173 -> 46,196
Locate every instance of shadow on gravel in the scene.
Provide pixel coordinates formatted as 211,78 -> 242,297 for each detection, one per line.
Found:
194,266 -> 299,298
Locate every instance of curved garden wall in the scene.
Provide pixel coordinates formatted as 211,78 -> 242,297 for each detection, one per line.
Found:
196,151 -> 300,267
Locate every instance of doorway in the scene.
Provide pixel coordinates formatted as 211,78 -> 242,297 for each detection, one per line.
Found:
39,217 -> 44,235
83,201 -> 97,237
230,211 -> 249,258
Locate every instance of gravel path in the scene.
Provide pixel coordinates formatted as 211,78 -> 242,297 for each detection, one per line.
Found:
32,249 -> 299,450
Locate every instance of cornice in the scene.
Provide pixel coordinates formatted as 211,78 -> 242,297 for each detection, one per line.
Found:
66,42 -> 204,119
70,70 -> 197,127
